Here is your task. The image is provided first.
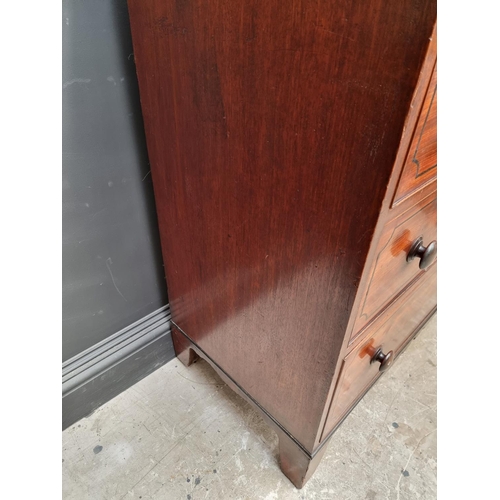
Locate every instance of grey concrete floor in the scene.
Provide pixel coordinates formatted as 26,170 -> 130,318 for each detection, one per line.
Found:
63,314 -> 437,500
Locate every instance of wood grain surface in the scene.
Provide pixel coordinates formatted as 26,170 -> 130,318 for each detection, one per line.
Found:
322,262 -> 437,439
394,64 -> 437,205
352,195 -> 437,336
128,0 -> 437,452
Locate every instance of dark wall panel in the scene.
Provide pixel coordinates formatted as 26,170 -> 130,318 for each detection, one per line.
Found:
62,0 -> 168,362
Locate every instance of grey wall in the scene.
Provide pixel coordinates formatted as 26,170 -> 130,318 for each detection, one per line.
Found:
62,0 -> 174,429
62,0 -> 174,427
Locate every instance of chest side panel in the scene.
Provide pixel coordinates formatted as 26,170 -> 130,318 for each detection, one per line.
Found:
128,0 -> 437,450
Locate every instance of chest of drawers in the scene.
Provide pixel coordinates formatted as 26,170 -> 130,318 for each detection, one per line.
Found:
128,1 -> 437,487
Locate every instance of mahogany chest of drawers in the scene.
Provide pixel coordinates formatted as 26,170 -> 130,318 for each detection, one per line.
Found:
128,0 -> 437,487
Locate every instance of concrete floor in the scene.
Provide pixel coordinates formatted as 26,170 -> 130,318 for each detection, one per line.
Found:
63,314 -> 437,500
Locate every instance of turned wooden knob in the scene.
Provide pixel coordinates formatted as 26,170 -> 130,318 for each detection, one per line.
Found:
371,347 -> 393,372
407,237 -> 437,270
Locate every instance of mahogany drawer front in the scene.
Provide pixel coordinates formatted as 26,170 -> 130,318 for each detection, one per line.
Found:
321,264 -> 436,441
393,64 -> 437,207
351,195 -> 436,340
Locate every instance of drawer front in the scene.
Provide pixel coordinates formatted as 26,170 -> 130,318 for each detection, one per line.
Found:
351,195 -> 436,339
321,264 -> 436,440
393,64 -> 437,206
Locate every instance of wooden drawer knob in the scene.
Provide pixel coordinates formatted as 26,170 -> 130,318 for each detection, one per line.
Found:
371,347 -> 394,372
407,237 -> 437,270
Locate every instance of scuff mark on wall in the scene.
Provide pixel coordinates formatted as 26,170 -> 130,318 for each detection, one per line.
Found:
63,78 -> 91,89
